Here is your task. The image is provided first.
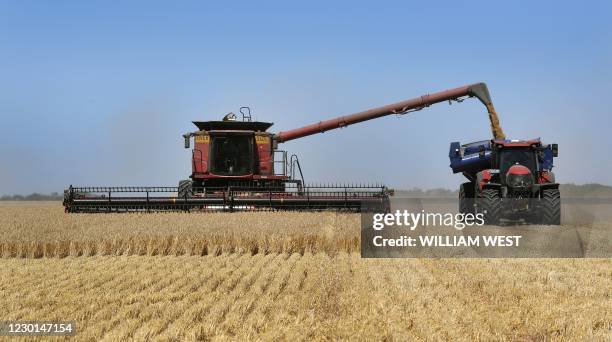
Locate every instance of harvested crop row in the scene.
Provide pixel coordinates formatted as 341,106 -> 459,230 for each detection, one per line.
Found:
1,255 -> 610,340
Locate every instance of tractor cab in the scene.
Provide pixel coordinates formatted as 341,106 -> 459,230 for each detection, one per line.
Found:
490,139 -> 558,184
497,147 -> 537,177
492,140 -> 541,189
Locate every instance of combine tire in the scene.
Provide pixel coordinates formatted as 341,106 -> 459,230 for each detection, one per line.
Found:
459,182 -> 475,214
540,189 -> 561,225
178,180 -> 193,198
479,189 -> 501,225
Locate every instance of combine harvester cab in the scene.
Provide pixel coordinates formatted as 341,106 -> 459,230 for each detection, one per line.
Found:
449,139 -> 560,225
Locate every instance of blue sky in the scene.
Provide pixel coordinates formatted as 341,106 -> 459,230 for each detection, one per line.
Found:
1,1 -> 611,194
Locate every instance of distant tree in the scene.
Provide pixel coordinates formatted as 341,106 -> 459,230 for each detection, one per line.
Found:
0,193 -> 63,201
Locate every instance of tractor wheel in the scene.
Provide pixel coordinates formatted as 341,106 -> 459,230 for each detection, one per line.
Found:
459,182 -> 475,214
479,189 -> 501,225
540,189 -> 561,225
178,180 -> 193,198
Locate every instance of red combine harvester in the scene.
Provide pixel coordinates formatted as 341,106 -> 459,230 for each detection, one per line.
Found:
64,83 -> 504,213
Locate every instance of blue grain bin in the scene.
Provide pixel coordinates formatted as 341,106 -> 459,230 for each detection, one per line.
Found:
449,140 -> 493,174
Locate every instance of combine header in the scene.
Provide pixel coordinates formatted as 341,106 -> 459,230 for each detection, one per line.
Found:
64,83 -> 504,213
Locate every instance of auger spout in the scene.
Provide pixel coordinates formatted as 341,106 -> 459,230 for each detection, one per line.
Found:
275,82 -> 505,142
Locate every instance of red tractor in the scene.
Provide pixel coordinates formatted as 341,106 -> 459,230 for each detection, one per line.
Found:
450,139 -> 560,225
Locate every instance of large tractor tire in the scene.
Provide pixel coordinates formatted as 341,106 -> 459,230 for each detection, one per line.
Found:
459,182 -> 475,214
479,189 -> 501,225
178,180 -> 193,198
540,189 -> 561,225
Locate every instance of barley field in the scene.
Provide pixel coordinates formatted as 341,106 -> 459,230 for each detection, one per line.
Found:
0,202 -> 360,258
0,202 -> 610,341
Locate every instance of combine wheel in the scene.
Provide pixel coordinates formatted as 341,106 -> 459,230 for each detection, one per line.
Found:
459,182 -> 475,215
540,189 -> 561,225
178,180 -> 193,198
479,189 -> 501,225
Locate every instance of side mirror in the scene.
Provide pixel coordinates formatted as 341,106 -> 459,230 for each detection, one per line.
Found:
183,134 -> 190,149
551,144 -> 558,157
